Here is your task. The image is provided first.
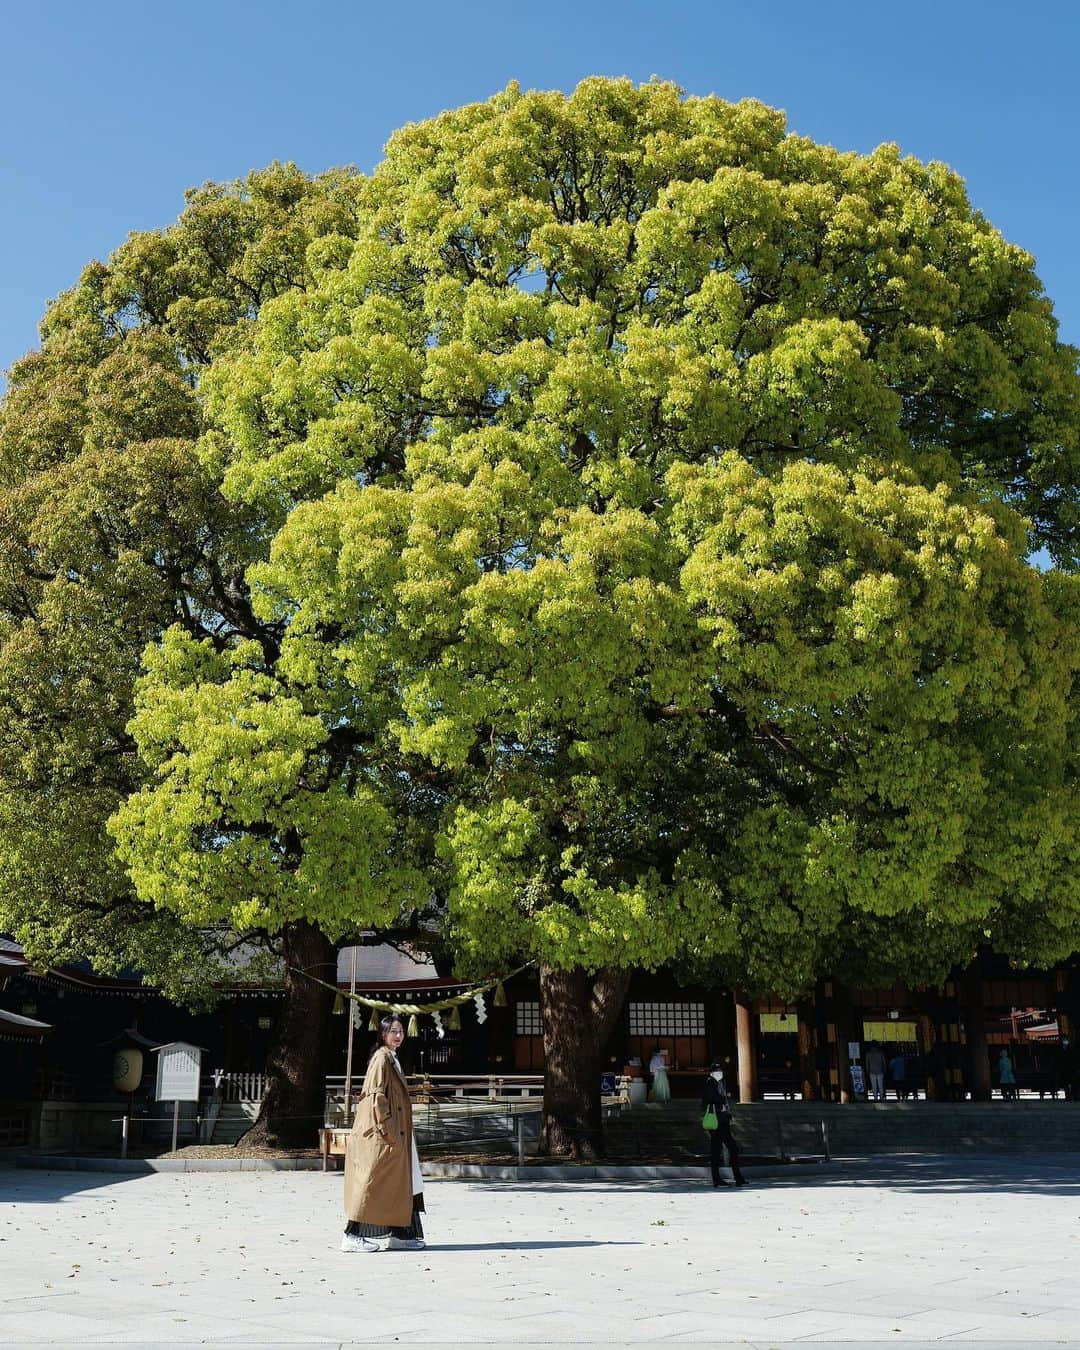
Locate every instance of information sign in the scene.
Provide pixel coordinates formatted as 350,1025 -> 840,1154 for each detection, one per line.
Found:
154,1042 -> 203,1103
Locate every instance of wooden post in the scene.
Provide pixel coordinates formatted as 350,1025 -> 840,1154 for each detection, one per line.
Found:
797,1001 -> 817,1101
343,947 -> 358,1121
734,991 -> 758,1103
962,959 -> 992,1102
711,988 -> 738,1083
170,1100 -> 180,1154
915,1002 -> 935,1102
830,983 -> 858,1103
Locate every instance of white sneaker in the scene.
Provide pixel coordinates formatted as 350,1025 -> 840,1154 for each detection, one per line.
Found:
387,1235 -> 426,1251
340,1232 -> 380,1253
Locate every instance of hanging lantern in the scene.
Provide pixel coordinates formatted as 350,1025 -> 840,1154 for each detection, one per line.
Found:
332,991 -> 345,1016
493,980 -> 508,1008
448,1004 -> 462,1032
406,1013 -> 420,1038
368,1007 -> 380,1031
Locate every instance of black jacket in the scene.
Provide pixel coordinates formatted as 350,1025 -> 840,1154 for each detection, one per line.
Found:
701,1074 -> 733,1117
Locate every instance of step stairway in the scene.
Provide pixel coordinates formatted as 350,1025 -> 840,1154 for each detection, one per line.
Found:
206,1100 -> 259,1144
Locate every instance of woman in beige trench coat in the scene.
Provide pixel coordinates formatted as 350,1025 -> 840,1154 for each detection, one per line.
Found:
341,1015 -> 426,1252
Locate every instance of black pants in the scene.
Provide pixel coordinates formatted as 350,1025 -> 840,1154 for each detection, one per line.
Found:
709,1120 -> 744,1186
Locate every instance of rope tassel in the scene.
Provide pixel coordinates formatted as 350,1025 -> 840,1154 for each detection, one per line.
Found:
290,961 -> 532,1025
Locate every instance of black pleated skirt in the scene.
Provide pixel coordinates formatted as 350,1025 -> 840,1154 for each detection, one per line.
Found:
346,1194 -> 425,1242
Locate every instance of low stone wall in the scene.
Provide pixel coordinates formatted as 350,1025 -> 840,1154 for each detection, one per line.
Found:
32,1099 -> 201,1153
600,1099 -> 1080,1160
734,1101 -> 1080,1155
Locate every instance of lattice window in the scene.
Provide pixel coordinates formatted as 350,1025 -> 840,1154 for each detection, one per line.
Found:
515,1001 -> 543,1036
628,1002 -> 706,1036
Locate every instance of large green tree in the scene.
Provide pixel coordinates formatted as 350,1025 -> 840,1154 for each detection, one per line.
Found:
107,79 -> 1080,1154
0,164 -> 412,1141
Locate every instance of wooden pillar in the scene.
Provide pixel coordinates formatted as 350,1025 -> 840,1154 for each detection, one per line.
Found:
711,989 -> 738,1080
916,1010 -> 935,1100
1060,962 -> 1080,1099
832,983 -> 859,1104
797,1000 -> 817,1101
811,980 -> 835,1101
962,959 -> 992,1102
734,990 -> 757,1103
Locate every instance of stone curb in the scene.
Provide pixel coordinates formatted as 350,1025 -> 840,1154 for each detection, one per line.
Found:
15,1153 -> 326,1172
15,1152 -> 835,1180
0,1344 -> 1023,1350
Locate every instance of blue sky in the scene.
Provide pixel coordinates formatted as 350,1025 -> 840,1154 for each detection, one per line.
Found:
2,0 -> 1078,380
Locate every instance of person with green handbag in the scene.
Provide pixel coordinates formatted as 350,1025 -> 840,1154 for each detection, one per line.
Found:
701,1061 -> 747,1188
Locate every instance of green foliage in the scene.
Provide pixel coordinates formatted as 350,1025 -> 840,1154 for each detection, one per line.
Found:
0,164 -> 387,993
7,81 -> 1080,1003
109,79 -> 1080,996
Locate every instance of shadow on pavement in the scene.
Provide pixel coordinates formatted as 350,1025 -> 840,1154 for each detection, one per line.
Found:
772,1153 -> 1080,1196
419,1239 -> 640,1251
0,1163 -> 151,1203
478,1153 -> 1080,1198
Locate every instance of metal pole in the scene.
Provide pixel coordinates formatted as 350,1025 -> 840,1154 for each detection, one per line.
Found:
121,1115 -> 129,1160
517,1112 -> 525,1169
343,946 -> 358,1121
171,1100 -> 179,1154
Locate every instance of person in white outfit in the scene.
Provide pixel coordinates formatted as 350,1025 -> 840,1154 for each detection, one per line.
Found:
649,1047 -> 671,1102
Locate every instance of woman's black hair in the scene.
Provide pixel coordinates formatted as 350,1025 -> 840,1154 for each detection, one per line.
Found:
368,1013 -> 405,1060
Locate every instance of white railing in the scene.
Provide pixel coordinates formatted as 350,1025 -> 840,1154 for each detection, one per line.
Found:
206,1070 -> 544,1108
206,1071 -> 267,1103
326,1071 -> 545,1101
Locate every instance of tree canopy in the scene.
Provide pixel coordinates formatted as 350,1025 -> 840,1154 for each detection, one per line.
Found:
0,162 -> 378,994
95,77 -> 1079,1004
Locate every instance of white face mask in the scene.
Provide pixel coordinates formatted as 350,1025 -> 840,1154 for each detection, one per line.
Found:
711,1071 -> 724,1082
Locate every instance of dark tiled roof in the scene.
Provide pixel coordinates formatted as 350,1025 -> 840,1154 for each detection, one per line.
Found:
0,1007 -> 51,1039
0,934 -> 440,993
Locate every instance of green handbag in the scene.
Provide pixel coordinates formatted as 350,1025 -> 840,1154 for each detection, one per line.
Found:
701,1105 -> 719,1131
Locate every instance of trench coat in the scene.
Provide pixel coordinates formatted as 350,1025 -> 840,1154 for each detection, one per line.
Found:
343,1047 -> 415,1228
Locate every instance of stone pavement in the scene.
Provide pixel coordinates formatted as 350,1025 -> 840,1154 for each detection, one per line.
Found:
1,1154 -> 1079,1346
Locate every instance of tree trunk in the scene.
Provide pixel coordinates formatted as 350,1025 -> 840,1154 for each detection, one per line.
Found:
238,920 -> 337,1149
538,964 -> 630,1160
